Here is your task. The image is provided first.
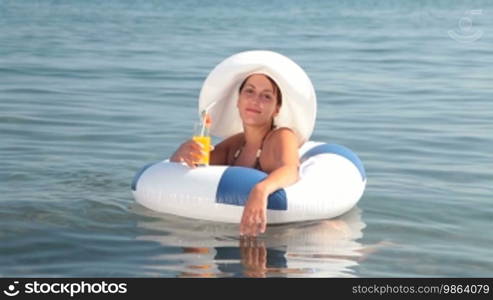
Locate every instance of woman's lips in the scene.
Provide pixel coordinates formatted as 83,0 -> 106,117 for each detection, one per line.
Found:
246,108 -> 261,114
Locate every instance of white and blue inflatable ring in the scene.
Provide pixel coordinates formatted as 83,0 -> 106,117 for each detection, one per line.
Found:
132,141 -> 366,224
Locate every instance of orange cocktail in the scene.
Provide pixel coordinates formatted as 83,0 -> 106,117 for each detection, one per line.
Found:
192,135 -> 211,165
193,113 -> 212,166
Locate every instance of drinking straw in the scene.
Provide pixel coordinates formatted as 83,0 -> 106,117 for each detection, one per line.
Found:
200,101 -> 218,136
200,111 -> 207,136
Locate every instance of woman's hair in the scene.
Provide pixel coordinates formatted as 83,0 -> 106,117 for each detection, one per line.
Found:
239,74 -> 283,106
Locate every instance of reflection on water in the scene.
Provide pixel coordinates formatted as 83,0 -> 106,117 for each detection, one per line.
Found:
134,206 -> 386,277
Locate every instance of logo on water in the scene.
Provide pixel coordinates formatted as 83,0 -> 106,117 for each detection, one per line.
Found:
3,281 -> 20,297
448,9 -> 483,43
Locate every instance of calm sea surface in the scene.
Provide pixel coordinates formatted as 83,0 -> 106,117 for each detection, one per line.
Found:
1,0 -> 492,277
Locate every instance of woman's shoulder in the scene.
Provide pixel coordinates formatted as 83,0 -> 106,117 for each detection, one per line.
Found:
267,127 -> 297,143
260,127 -> 299,171
263,127 -> 299,153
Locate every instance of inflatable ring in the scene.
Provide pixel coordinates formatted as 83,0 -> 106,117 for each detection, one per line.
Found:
132,141 -> 366,224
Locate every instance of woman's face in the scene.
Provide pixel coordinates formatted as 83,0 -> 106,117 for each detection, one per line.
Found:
237,74 -> 280,127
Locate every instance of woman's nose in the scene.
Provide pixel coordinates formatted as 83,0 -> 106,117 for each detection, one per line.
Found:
250,93 -> 263,104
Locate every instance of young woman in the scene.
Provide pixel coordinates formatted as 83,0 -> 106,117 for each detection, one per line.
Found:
170,74 -> 300,237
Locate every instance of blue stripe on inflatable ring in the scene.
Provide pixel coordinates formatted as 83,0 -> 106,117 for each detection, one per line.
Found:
300,143 -> 366,181
131,162 -> 156,191
216,167 -> 287,210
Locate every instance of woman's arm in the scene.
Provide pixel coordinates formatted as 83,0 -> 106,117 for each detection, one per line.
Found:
209,139 -> 229,165
240,128 -> 300,236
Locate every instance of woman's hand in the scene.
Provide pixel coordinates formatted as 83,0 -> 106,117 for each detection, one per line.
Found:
240,185 -> 268,237
170,140 -> 205,168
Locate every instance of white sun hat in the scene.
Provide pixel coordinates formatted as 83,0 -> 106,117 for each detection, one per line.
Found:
198,50 -> 317,145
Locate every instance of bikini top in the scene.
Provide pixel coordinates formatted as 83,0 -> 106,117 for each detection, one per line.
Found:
232,127 -> 275,171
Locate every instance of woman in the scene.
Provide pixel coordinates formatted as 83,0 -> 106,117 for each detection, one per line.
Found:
170,74 -> 300,237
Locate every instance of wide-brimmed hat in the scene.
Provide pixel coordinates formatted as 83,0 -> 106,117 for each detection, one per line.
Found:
198,50 -> 317,144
